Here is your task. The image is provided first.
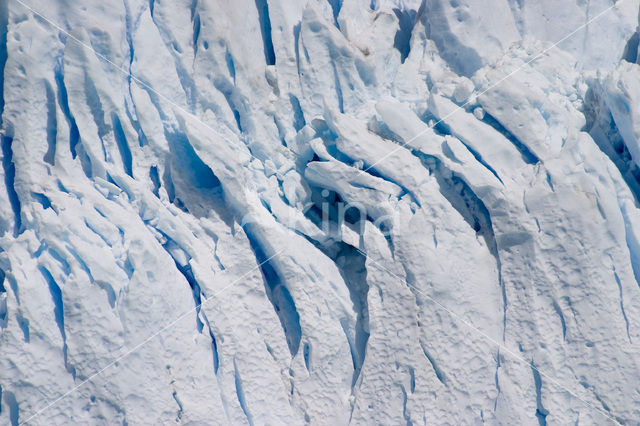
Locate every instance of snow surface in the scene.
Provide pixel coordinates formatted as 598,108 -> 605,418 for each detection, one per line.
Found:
1,0 -> 640,424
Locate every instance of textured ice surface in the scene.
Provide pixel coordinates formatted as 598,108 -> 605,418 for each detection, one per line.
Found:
1,0 -> 640,424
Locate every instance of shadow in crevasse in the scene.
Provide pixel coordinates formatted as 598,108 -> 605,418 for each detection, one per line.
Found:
393,7 -> 417,64
622,31 -> 639,64
582,84 -> 640,206
622,8 -> 640,64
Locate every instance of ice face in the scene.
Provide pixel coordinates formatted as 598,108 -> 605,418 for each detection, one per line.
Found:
1,0 -> 640,424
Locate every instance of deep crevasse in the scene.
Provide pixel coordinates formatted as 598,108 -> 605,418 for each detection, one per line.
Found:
0,0 -> 640,424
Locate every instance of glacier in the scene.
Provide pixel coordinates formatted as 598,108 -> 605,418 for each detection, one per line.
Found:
1,0 -> 640,424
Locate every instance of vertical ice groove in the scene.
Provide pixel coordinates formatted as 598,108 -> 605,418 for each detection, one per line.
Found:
192,12 -> 201,55
39,266 -> 73,376
455,138 -> 504,184
336,245 -> 369,387
54,59 -> 81,159
339,318 -> 359,379
429,117 -> 506,181
162,164 -> 176,203
177,262 -> 204,332
623,214 -> 640,289
66,245 -> 94,281
531,361 -> 549,426
0,299 -> 5,339
399,384 -> 410,425
302,342 -> 311,371
612,270 -> 631,342
551,300 -> 567,341
420,343 -> 446,385
149,224 -> 222,374
83,218 -> 111,247
83,73 -> 109,161
5,274 -> 19,307
583,84 -> 640,201
583,87 -> 640,287
189,0 -> 199,20
112,114 -> 133,177
147,6 -> 197,109
254,0 -> 276,66
0,0 -> 7,128
289,94 -> 306,131
1,137 -> 21,237
622,30 -> 639,64
155,230 -> 204,330
43,82 -> 58,165
16,313 -> 29,343
245,227 -> 301,356
493,350 -> 501,411
234,359 -> 253,426
164,130 -> 220,190
480,112 -> 540,165
412,150 -> 507,337
123,0 -> 147,148
293,22 -> 301,77
393,8 -> 416,63
208,77 -> 244,133
47,246 -> 71,276
327,0 -> 342,28
149,165 -> 161,197
172,391 -> 184,422
203,315 -> 220,374
618,176 -> 640,289
225,48 -> 236,83
96,281 -> 117,309
3,390 -> 18,426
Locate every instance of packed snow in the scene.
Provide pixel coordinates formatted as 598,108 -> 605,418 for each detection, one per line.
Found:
1,0 -> 640,424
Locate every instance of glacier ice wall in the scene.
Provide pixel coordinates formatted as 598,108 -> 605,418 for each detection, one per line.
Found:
1,0 -> 640,424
